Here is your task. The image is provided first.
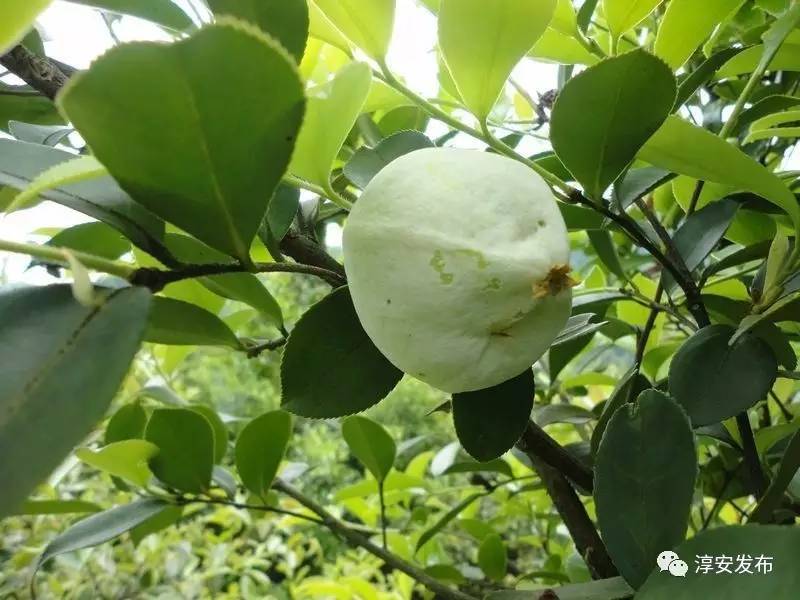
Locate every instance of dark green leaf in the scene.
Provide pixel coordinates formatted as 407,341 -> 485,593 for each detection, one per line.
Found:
702,240 -> 771,281
342,415 -> 396,483
750,428 -> 800,523
668,324 -> 777,426
613,167 -> 674,211
260,184 -> 299,259
145,408 -> 215,493
674,47 -> 744,108
59,22 -> 305,262
478,533 -> 508,581
552,314 -> 606,346
0,89 -> 63,131
452,370 -> 534,462
36,498 -> 167,571
0,140 -> 173,264
65,0 -> 194,31
130,504 -> 183,545
235,410 -> 292,499
637,526 -> 800,598
590,368 -> 649,455
595,390 -> 697,588
551,49 -> 676,200
343,130 -> 434,189
281,287 -> 403,418
0,285 -> 150,518
207,0 -> 309,60
145,296 -> 242,349
441,459 -> 513,478
560,202 -> 606,230
533,403 -> 596,428
588,230 -> 626,280
189,405 -> 229,463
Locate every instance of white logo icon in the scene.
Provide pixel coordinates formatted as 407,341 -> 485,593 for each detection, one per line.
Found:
657,550 -> 686,577
669,559 -> 689,577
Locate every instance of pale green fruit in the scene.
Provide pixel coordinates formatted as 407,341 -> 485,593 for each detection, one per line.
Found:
343,148 -> 573,393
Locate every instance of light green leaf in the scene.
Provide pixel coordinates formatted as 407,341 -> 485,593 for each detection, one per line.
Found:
145,296 -> 242,349
637,526 -> 800,598
717,42 -> 800,77
603,0 -> 664,41
59,21 -> 305,262
163,234 -> 283,327
639,115 -> 800,230
76,440 -> 159,487
342,415 -> 396,483
439,0 -> 557,119
551,49 -> 676,200
281,287 -> 403,418
207,0 -> 309,61
551,0 -> 578,35
235,410 -> 293,499
47,222 -> 131,261
478,533 -> 508,582
289,61 -> 372,191
14,500 -> 102,516
595,390 -> 697,588
654,0 -> 743,69
0,0 -> 52,54
145,408 -> 215,493
8,155 -> 106,213
313,0 -> 395,60
0,285 -> 151,519
530,28 -> 599,66
307,0 -> 351,53
35,499 -> 168,571
64,0 -> 193,31
416,491 -> 487,551
105,402 -> 147,444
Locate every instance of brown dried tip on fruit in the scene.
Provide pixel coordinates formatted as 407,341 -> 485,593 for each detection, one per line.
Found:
532,264 -> 577,299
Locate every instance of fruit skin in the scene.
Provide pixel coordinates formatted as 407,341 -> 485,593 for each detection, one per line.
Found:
343,148 -> 572,393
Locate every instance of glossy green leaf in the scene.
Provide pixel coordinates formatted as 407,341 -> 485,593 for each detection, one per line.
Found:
145,408 -> 215,493
639,116 -> 800,230
8,120 -> 72,146
130,504 -> 184,545
344,130 -> 434,189
750,428 -> 800,523
14,500 -> 102,516
289,61 -> 372,190
65,0 -> 193,31
0,285 -> 150,518
106,402 -> 147,444
533,403 -> 596,428
60,21 -> 305,262
612,167 -> 673,210
281,287 -> 403,418
75,440 -> 159,487
145,296 -> 242,349
342,415 -> 396,483
595,390 -> 697,588
452,370 -> 535,462
668,325 -> 778,426
637,526 -> 800,598
163,234 -> 283,327
235,410 -> 292,499
551,50 -> 676,200
313,0 -> 394,60
9,155 -> 106,213
655,0 -> 743,69
208,0 -> 308,60
529,28 -> 599,66
439,0 -> 557,119
603,0 -> 663,40
0,140 -> 172,264
189,405 -> 229,463
35,499 -> 168,571
735,94 -> 800,134
675,47 -> 745,107
717,42 -> 800,77
260,184 -> 299,259
0,0 -> 52,54
307,0 -> 351,53
478,533 -> 508,581
46,222 -> 131,261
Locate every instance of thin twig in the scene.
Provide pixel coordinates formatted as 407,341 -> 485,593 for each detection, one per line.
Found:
180,496 -> 324,525
273,479 -> 479,600
246,337 -> 287,358
517,421 -> 594,492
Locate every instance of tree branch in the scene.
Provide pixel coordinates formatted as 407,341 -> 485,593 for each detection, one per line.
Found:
273,479 -> 479,600
0,45 -> 70,100
517,421 -> 594,492
279,228 -> 347,280
518,451 -> 618,580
